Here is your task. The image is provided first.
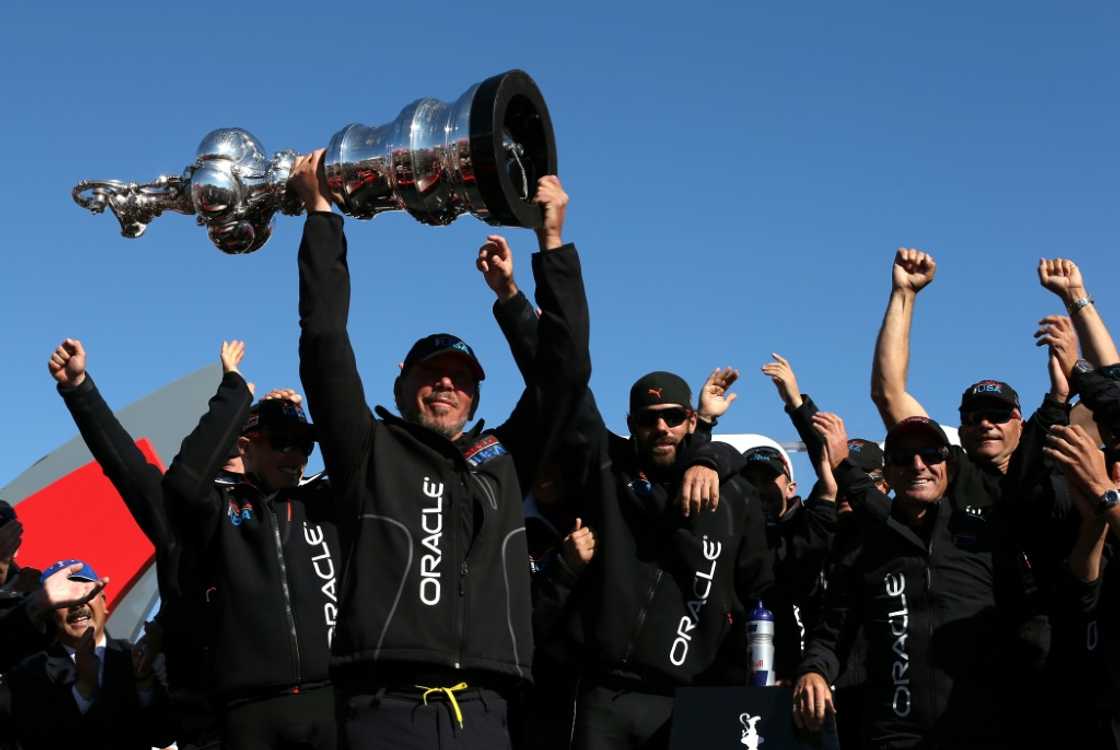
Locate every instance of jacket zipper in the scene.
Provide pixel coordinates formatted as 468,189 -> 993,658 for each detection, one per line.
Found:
268,502 -> 303,686
622,570 -> 664,664
455,476 -> 466,670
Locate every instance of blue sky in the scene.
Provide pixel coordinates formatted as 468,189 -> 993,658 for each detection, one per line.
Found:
2,1 -> 1117,484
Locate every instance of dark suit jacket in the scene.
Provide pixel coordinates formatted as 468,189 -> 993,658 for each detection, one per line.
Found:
0,637 -> 173,750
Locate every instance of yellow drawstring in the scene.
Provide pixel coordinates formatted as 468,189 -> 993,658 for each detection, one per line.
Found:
415,682 -> 469,728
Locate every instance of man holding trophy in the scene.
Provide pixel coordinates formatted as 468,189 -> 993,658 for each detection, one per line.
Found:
289,140 -> 588,750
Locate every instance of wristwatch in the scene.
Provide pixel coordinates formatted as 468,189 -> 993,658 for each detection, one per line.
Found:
1067,295 -> 1094,315
1096,488 -> 1120,515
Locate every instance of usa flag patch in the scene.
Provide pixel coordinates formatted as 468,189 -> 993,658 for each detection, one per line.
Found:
463,435 -> 508,467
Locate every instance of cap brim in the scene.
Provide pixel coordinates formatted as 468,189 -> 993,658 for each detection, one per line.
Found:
887,420 -> 949,449
418,348 -> 486,381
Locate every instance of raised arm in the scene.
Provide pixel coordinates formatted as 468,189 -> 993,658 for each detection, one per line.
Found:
870,248 -> 935,428
162,341 -> 252,523
1038,258 -> 1120,368
480,234 -> 539,384
495,177 -> 593,488
50,339 -> 169,548
292,149 -> 376,506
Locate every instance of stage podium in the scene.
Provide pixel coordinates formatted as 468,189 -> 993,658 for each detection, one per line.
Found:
670,687 -> 840,749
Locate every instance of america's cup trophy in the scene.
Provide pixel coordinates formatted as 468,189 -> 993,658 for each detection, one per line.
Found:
72,70 -> 556,254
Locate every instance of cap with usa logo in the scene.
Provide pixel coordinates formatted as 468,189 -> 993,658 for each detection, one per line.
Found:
959,379 -> 1020,413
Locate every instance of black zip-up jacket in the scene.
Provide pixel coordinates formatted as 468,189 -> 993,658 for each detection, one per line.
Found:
162,371 -> 341,703
765,487 -> 836,680
297,213 -> 590,689
57,374 -> 216,692
800,462 -> 1037,749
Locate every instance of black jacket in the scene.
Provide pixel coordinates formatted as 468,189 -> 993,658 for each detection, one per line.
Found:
297,213 -> 591,689
765,487 -> 836,680
57,374 -> 215,693
162,371 -> 341,703
0,637 -> 173,750
0,565 -> 48,674
800,462 -> 1036,749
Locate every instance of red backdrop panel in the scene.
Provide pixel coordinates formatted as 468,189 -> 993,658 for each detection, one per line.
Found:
14,439 -> 163,609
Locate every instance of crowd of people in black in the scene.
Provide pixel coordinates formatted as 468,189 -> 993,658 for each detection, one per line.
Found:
0,157 -> 1117,750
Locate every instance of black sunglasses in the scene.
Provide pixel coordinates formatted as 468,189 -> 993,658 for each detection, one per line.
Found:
960,408 -> 1015,427
268,434 -> 315,456
886,446 -> 949,467
634,407 -> 692,429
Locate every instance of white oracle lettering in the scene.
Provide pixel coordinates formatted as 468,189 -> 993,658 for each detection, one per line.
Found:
324,603 -> 337,646
419,477 -> 445,606
670,535 -> 723,668
304,524 -> 325,546
884,572 -> 911,718
793,604 -> 805,653
303,523 -> 338,645
893,686 -> 912,717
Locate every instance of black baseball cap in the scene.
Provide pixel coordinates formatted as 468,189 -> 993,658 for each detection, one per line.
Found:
959,379 -> 1020,414
846,439 -> 884,473
885,416 -> 951,458
629,371 -> 692,413
402,333 -> 485,381
242,399 -> 316,438
742,446 -> 790,478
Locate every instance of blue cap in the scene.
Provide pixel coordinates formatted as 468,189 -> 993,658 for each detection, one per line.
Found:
40,559 -> 100,584
749,601 -> 773,621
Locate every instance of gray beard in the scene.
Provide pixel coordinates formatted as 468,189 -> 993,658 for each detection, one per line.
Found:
403,403 -> 467,441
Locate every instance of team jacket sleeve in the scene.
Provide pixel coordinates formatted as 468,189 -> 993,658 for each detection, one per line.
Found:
684,438 -> 747,479
495,244 -> 593,490
1004,393 -> 1069,501
1077,369 -> 1120,438
161,371 -> 251,533
298,212 -> 377,514
786,484 -> 838,601
786,393 -> 826,468
493,290 -> 539,386
58,375 -> 169,548
834,459 -> 892,524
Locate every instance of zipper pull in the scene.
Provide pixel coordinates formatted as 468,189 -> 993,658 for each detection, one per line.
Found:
459,561 -> 469,596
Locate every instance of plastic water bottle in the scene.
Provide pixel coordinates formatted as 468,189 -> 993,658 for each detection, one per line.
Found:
747,601 -> 775,687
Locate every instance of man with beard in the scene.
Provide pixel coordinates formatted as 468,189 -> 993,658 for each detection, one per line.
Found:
529,369 -> 772,750
796,414 -> 1035,750
1,560 -> 172,750
292,148 -> 589,750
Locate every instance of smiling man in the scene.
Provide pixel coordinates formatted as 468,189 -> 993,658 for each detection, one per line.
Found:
292,149 -> 590,750
795,414 -> 1037,750
3,560 -> 172,750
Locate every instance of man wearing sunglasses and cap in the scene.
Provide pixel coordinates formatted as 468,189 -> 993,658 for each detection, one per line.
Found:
795,413 -> 1037,749
162,381 -> 341,750
291,151 -> 589,750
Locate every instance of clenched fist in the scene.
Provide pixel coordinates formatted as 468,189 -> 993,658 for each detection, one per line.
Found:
892,248 -> 936,295
49,339 -> 87,389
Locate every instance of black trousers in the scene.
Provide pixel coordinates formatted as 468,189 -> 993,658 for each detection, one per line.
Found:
571,683 -> 673,750
339,685 -> 512,750
221,686 -> 336,750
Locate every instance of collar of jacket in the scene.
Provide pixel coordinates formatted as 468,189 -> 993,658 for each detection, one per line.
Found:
374,405 -> 487,468
771,496 -> 803,526
885,497 -> 950,554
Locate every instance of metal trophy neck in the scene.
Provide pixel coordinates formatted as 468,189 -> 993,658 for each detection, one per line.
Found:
71,70 -> 556,255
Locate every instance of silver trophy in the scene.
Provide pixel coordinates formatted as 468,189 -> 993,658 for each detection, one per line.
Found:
72,70 -> 556,254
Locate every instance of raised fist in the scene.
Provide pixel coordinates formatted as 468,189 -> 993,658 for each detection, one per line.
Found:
533,176 -> 568,251
48,339 -> 87,389
892,248 -> 936,295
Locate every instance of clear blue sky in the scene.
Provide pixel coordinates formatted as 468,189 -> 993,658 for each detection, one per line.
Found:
2,1 -> 1117,485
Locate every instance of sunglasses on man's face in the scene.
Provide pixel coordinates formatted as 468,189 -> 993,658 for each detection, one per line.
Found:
960,408 -> 1015,427
886,446 -> 949,467
634,407 -> 692,429
268,434 -> 315,457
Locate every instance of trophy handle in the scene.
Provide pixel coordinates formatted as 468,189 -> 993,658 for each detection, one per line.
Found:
72,176 -> 192,239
